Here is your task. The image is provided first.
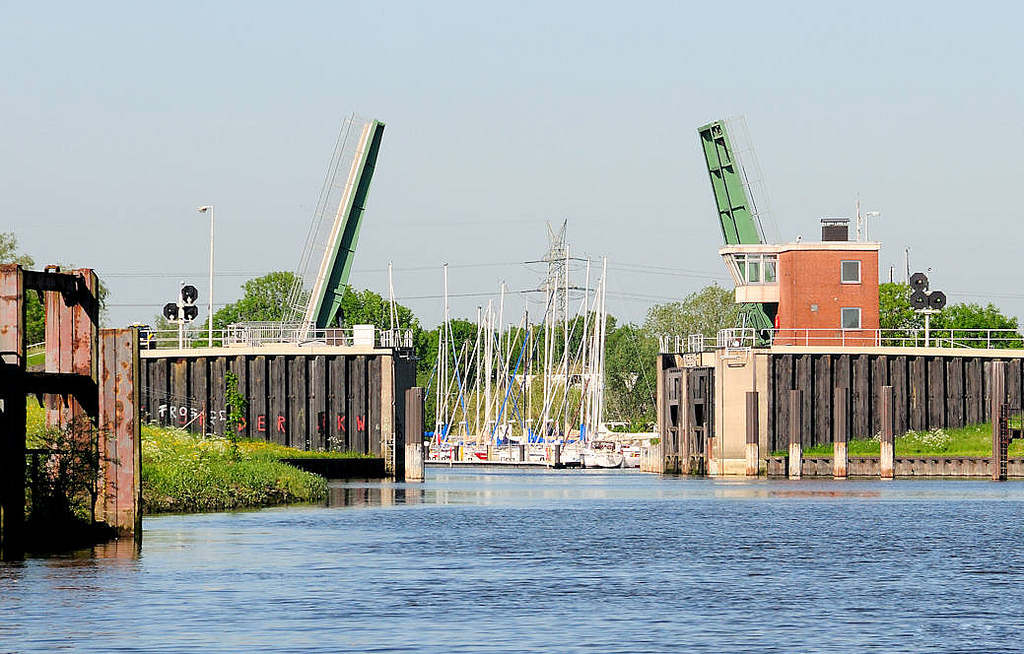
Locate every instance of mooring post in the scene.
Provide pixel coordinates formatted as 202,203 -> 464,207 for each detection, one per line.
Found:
833,388 -> 848,479
745,391 -> 759,476
991,361 -> 1007,481
880,385 -> 894,479
404,387 -> 425,482
788,390 -> 802,479
553,443 -> 562,468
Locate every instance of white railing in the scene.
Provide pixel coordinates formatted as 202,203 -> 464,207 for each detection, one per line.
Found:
658,328 -> 1024,352
141,324 -> 414,351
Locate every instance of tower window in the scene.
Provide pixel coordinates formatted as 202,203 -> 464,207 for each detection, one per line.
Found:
841,307 -> 862,330
841,260 -> 861,284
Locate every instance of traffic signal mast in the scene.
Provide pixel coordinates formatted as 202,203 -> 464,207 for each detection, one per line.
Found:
163,283 -> 199,348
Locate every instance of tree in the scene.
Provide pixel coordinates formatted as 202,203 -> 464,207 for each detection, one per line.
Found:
212,271 -> 301,328
878,282 -> 922,331
879,282 -> 1022,347
604,320 -> 658,427
0,232 -> 43,343
643,284 -> 739,342
930,302 -> 1021,348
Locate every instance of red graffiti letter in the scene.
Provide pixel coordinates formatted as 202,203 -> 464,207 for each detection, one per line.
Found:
337,415 -> 346,432
257,415 -> 266,432
277,415 -> 286,433
237,416 -> 247,432
356,415 -> 365,431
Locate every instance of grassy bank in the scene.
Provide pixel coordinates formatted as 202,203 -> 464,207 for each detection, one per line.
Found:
26,401 -> 369,515
774,423 -> 1024,458
141,425 -> 335,513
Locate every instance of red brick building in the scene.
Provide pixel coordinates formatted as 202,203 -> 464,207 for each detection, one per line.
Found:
720,220 -> 880,346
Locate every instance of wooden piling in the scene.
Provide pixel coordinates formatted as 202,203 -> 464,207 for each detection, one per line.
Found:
788,390 -> 802,479
745,392 -> 759,476
880,385 -> 894,479
991,361 -> 1007,481
833,388 -> 848,479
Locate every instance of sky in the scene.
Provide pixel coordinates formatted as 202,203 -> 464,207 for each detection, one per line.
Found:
3,1 -> 1023,331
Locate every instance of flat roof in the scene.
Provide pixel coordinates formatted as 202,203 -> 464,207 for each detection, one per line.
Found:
720,241 -> 881,255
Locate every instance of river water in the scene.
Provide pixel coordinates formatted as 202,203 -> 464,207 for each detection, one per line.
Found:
4,469 -> 1024,652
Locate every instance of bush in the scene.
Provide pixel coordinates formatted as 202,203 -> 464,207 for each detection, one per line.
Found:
141,425 -> 329,514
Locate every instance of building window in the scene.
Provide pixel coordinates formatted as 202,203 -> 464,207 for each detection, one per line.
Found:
841,307 -> 861,330
726,253 -> 779,285
841,260 -> 861,284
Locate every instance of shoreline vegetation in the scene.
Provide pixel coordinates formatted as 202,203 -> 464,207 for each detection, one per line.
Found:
26,401 -> 371,517
772,423 -> 1024,458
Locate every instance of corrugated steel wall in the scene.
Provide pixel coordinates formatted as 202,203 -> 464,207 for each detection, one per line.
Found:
768,353 -> 1024,452
141,353 -> 415,454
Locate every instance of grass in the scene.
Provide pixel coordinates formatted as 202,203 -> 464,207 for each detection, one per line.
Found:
140,425 -> 330,514
773,423 -> 1024,458
25,400 -> 370,515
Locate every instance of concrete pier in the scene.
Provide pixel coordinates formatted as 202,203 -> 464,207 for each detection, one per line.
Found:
880,385 -> 894,479
405,444 -> 425,481
788,390 -> 802,479
745,392 -> 759,476
833,388 -> 848,480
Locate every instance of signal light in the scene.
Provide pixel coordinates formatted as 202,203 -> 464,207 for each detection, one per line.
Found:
181,285 -> 198,304
163,302 -> 179,321
909,272 -> 929,292
908,273 -> 945,313
909,290 -> 928,310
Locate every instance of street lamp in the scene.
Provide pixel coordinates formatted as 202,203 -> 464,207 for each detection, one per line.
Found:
197,205 -> 214,347
864,211 -> 881,241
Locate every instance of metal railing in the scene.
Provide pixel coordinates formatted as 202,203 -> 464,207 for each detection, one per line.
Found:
143,323 -> 414,351
658,328 -> 1024,352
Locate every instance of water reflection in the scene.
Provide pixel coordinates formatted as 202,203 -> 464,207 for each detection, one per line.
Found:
327,482 -> 424,508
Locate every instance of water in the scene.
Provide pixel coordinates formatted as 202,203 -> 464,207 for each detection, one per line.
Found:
4,470 -> 1024,653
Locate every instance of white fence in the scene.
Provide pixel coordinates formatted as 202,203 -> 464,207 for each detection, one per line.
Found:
658,328 -> 1024,353
142,323 -> 414,351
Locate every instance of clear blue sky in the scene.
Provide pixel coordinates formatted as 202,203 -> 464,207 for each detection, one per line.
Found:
3,1 -> 1022,329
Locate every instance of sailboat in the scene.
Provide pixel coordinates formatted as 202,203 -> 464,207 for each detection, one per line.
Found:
581,440 -> 624,469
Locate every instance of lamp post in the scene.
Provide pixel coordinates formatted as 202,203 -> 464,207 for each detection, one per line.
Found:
864,210 -> 880,241
197,205 -> 214,347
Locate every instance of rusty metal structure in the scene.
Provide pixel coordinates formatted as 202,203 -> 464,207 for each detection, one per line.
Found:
0,264 -> 140,560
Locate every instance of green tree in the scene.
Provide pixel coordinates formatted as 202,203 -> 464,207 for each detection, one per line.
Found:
0,232 -> 43,343
879,282 -> 1022,347
604,319 -> 658,427
212,271 -> 301,327
879,282 -> 922,331
930,302 -> 1021,348
643,284 -> 739,341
